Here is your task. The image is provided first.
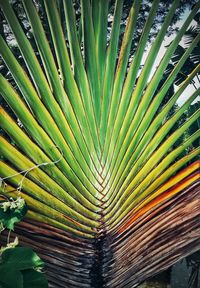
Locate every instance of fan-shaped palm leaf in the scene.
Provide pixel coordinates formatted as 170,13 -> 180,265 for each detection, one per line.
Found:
0,0 -> 199,287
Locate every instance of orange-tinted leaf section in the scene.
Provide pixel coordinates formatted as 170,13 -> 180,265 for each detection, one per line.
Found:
118,161 -> 199,233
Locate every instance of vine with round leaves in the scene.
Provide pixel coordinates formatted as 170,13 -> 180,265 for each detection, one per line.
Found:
0,195 -> 48,288
0,146 -> 63,287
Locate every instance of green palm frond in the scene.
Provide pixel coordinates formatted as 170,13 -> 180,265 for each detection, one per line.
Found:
0,1 -> 199,287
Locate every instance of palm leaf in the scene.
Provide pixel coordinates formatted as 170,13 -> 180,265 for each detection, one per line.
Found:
0,1 -> 199,287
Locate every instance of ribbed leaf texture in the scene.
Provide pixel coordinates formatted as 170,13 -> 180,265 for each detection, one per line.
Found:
0,1 -> 199,287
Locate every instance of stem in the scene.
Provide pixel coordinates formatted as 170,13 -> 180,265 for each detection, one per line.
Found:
7,229 -> 11,244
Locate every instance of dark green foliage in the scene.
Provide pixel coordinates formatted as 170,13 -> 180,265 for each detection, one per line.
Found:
0,197 -> 48,287
0,247 -> 48,288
